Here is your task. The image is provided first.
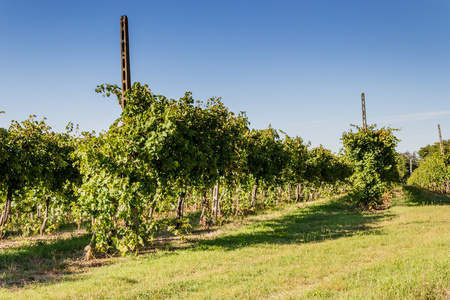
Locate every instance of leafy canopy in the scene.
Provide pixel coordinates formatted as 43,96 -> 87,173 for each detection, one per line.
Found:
341,125 -> 400,208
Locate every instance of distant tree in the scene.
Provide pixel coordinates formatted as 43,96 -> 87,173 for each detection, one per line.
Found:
418,140 -> 450,160
398,151 -> 419,182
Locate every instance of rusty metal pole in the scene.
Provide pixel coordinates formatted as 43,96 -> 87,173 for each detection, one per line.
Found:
120,15 -> 131,110
438,124 -> 445,156
361,93 -> 367,129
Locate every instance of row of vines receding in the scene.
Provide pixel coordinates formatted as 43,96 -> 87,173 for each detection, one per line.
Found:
407,151 -> 450,193
0,82 -> 402,254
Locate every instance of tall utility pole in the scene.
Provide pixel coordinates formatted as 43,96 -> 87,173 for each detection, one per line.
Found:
120,15 -> 131,110
438,124 -> 445,156
361,93 -> 367,129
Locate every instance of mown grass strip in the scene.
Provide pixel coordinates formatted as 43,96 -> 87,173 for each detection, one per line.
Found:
0,188 -> 449,299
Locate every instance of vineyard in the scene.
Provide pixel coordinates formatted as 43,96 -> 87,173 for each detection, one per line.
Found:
1,82 -> 450,298
2,1 -> 450,297
408,151 -> 450,193
0,82 -> 402,252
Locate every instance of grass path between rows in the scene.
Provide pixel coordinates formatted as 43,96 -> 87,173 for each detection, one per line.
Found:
1,186 -> 449,299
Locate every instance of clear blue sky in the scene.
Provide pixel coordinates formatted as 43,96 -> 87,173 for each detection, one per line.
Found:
1,0 -> 449,153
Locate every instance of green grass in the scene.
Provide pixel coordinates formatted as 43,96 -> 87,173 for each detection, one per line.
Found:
1,187 -> 449,299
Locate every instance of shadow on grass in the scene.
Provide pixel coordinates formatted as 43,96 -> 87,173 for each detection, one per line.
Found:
1,209 -> 203,289
400,186 -> 450,206
192,196 -> 395,251
0,195 -> 395,289
0,233 -> 91,288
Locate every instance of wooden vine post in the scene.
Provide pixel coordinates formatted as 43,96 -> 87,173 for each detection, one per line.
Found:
438,124 -> 445,156
361,93 -> 367,129
120,15 -> 131,110
438,124 -> 449,193
410,157 -> 413,176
